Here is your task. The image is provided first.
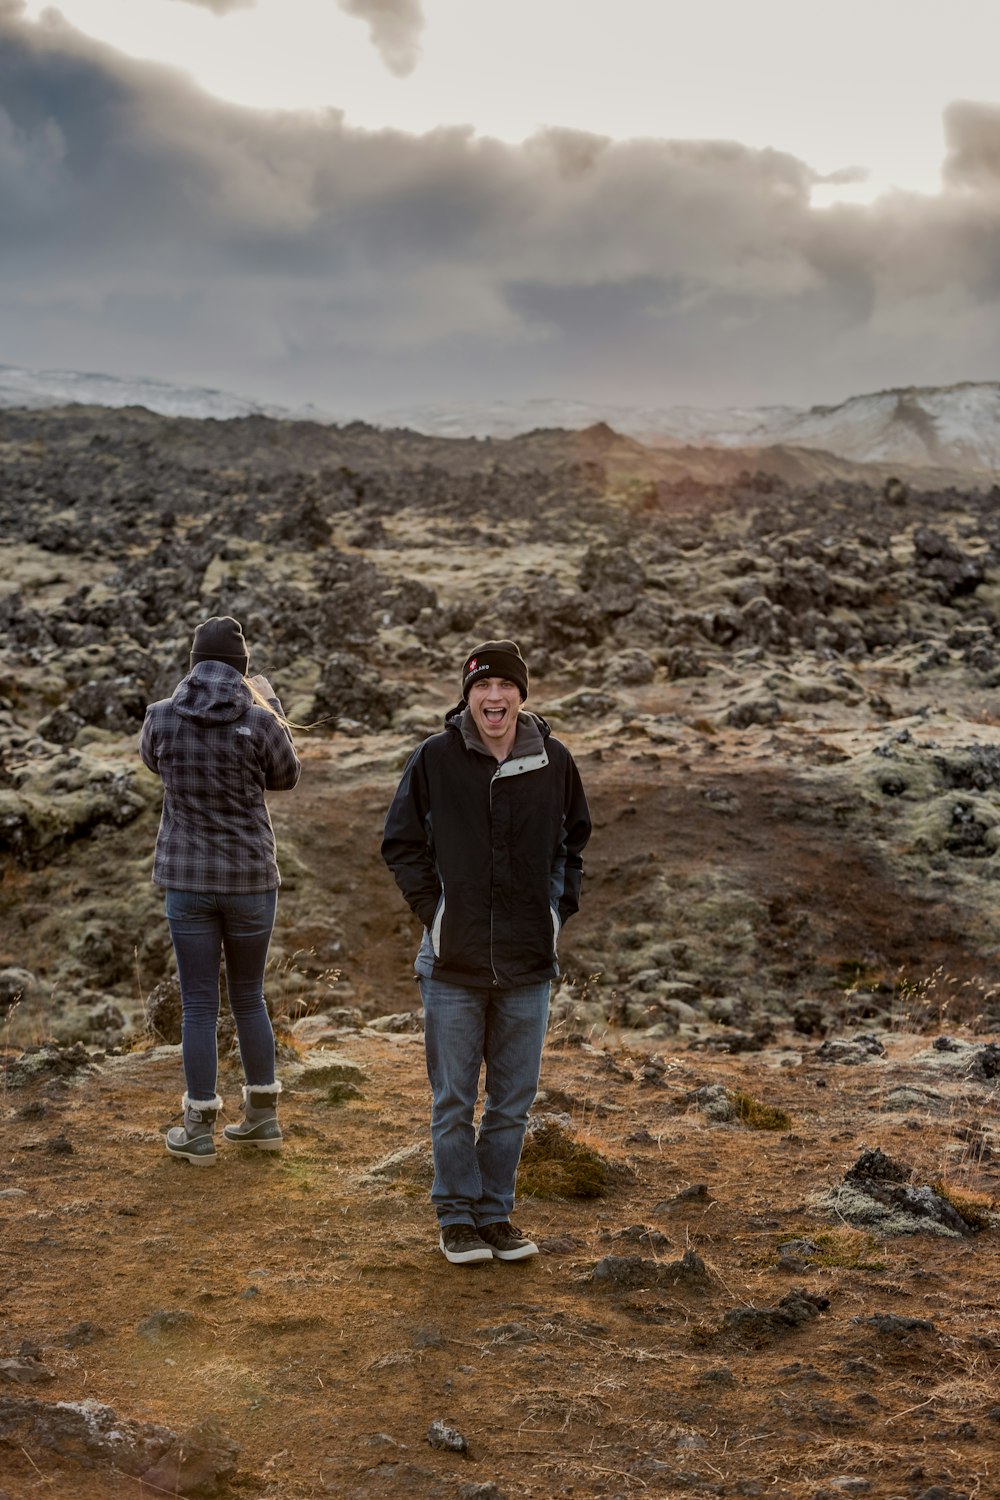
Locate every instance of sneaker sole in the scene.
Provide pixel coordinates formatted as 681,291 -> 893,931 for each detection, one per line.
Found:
489,1243 -> 539,1261
439,1236 -> 493,1265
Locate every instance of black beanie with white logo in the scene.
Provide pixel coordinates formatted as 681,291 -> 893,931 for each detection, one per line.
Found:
461,640 -> 528,702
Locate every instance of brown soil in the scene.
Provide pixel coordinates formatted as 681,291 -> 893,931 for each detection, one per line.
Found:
3,749 -> 999,1500
285,735 -> 994,1014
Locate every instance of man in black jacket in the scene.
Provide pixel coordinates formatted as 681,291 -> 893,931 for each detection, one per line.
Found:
382,640 -> 591,1264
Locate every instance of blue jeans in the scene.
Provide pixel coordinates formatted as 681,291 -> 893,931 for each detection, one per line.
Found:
165,888 -> 278,1101
419,977 -> 550,1227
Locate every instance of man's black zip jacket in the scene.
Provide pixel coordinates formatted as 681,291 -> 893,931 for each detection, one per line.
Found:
381,703 -> 592,989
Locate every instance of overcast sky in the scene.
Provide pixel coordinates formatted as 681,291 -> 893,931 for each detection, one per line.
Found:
4,0 -> 1000,416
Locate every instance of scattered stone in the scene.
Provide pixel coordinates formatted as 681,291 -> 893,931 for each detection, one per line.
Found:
0,1395 -> 174,1474
825,1147 -> 980,1237
776,1238 -> 820,1273
592,1247 -> 708,1290
661,1183 -> 710,1206
725,695 -> 782,729
410,1325 -> 445,1350
853,1313 -> 936,1339
4,1041 -> 98,1089
609,1224 -> 672,1251
64,1322 -> 101,1349
722,1289 -> 830,1342
458,1483 -> 508,1500
290,1009 -> 364,1043
138,1416 -> 240,1498
967,1042 -> 1000,1081
846,1148 -> 910,1185
536,1234 -> 580,1254
425,1417 -> 469,1454
0,1357 -> 55,1385
293,1052 -> 367,1088
321,1080 -> 363,1106
881,1085 -> 943,1112
639,1055 -> 670,1086
312,651 -> 398,731
136,1309 -> 198,1342
591,1254 -> 657,1289
365,1011 -> 423,1033
0,744 -> 148,863
144,975 -> 183,1044
684,1083 -> 737,1121
814,1035 -> 887,1064
0,967 -> 35,1005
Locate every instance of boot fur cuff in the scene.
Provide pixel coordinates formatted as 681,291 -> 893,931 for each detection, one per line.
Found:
183,1092 -> 224,1111
242,1081 -> 281,1099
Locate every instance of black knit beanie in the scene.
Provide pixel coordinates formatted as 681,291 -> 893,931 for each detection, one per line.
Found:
190,616 -> 250,674
461,640 -> 528,702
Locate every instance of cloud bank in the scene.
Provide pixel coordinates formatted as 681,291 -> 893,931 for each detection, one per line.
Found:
2,4 -> 999,413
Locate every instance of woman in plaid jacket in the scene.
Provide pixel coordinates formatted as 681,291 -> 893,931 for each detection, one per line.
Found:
139,616 -> 300,1166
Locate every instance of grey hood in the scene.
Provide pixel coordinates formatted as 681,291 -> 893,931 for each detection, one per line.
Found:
170,660 -> 252,726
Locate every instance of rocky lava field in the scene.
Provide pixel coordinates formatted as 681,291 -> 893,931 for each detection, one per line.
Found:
1,405 -> 999,1500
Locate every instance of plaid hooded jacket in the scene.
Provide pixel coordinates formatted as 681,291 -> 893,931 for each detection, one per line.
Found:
139,661 -> 301,892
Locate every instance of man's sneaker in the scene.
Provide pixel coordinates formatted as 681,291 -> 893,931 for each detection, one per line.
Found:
439,1223 -> 493,1265
478,1221 -> 539,1261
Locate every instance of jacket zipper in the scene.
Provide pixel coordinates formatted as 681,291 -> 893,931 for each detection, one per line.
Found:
489,763 -> 501,986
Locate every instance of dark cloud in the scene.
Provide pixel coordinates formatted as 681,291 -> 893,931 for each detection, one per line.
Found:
337,0 -> 424,77
943,99 -> 1000,188
2,5 -> 999,411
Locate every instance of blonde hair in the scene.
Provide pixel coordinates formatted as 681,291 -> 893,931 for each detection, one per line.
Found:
246,677 -> 335,732
247,678 -> 296,730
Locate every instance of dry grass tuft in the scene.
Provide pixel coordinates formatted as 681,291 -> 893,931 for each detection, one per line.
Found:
930,1179 -> 998,1231
729,1089 -> 792,1130
779,1226 -> 887,1271
517,1120 -> 634,1199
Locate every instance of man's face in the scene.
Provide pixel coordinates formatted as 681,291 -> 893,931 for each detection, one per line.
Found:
467,676 -> 522,752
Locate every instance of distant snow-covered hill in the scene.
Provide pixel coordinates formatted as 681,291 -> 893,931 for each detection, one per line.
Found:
2,362 -> 999,474
0,363 -> 322,422
374,396 -> 800,444
380,382 -> 1000,473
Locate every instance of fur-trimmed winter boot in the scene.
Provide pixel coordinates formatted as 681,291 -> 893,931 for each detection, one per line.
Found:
165,1093 -> 222,1166
222,1082 -> 282,1151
